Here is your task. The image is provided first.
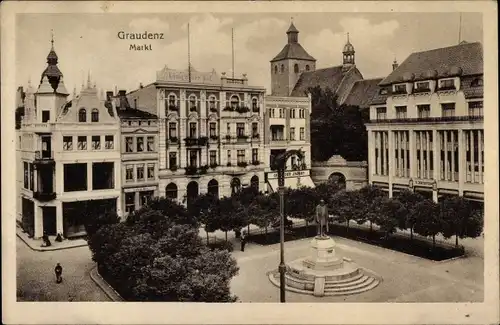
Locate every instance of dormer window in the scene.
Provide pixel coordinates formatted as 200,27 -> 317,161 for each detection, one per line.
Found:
305,65 -> 310,71
439,79 -> 455,90
280,64 -> 284,73
91,108 -> 99,122
414,81 -> 430,92
471,78 -> 483,87
379,88 -> 388,95
294,64 -> 299,73
393,84 -> 407,94
376,107 -> 387,120
78,108 -> 87,122
274,65 -> 278,74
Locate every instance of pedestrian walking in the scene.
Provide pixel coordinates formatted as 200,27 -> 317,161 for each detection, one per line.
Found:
54,263 -> 63,283
240,230 -> 247,252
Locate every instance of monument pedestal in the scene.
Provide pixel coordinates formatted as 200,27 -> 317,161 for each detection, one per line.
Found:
303,236 -> 344,270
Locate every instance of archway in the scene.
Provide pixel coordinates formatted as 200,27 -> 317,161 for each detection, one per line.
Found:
231,177 -> 241,196
250,175 -> 259,190
165,183 -> 178,200
207,179 -> 219,198
328,172 -> 346,189
187,181 -> 199,205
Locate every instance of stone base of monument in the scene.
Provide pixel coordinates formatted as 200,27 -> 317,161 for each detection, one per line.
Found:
268,236 -> 381,297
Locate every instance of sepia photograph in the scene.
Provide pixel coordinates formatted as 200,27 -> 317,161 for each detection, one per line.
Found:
2,1 -> 498,324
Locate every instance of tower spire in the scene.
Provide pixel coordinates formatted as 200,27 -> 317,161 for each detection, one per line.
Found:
187,23 -> 191,83
50,29 -> 54,49
347,32 -> 349,43
231,28 -> 235,79
87,70 -> 91,88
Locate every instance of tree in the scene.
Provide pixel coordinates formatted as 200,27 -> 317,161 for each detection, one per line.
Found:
357,186 -> 386,231
328,190 -> 358,231
396,190 -> 425,240
83,209 -> 120,239
190,194 -> 219,244
413,199 -> 441,249
250,193 -> 279,239
440,196 -> 484,247
375,197 -> 405,240
286,187 -> 319,235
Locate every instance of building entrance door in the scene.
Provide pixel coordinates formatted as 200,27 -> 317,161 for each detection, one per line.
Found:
42,206 -> 57,235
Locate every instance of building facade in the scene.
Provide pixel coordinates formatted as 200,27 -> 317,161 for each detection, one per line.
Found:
17,41 -> 121,239
127,67 -> 267,204
366,42 -> 484,203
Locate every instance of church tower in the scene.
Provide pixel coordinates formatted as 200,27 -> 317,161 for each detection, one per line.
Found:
270,21 -> 316,96
342,33 -> 355,72
35,32 -> 69,123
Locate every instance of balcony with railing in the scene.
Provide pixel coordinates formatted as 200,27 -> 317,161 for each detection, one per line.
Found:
236,134 -> 249,142
184,137 -> 208,147
34,150 -> 54,165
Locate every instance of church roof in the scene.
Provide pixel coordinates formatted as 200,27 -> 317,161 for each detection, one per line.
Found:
342,78 -> 384,109
287,22 -> 299,33
290,65 -> 359,97
271,43 -> 316,62
380,41 -> 483,86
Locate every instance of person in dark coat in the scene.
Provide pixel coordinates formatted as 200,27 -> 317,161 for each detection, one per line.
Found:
240,230 -> 247,252
55,263 -> 63,283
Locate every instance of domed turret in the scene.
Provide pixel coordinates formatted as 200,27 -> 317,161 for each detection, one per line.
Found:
342,33 -> 355,68
40,31 -> 63,91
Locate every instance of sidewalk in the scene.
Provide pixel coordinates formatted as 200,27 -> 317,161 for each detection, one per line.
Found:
89,266 -> 123,301
16,226 -> 88,252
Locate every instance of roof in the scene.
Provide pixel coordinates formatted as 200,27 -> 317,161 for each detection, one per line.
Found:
117,108 -> 157,119
287,22 -> 299,33
290,65 -> 348,97
342,78 -> 383,109
380,42 -> 483,86
271,43 -> 316,62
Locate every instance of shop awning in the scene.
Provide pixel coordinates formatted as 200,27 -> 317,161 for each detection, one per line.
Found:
266,176 -> 316,193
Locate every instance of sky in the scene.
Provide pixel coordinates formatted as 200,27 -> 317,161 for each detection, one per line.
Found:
16,12 -> 482,95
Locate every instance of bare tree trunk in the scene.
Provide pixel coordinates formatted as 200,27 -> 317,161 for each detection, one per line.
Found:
225,231 -> 228,243
247,224 -> 250,234
410,227 -> 413,240
455,233 -> 459,247
206,232 -> 209,245
370,221 -> 373,232
305,220 -> 308,236
346,219 -> 349,232
433,234 -> 436,249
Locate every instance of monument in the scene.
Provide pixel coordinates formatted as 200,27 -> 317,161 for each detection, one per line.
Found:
268,202 -> 381,297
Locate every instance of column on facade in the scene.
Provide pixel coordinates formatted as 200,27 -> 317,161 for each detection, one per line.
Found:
388,131 -> 393,197
34,205 -> 43,238
384,132 -> 389,176
478,130 -> 483,183
376,132 -> 381,175
451,131 -> 456,182
409,130 -> 415,179
368,130 -> 375,181
432,130 -> 439,182
418,132 -> 423,179
425,131 -> 430,179
470,130 -> 475,183
397,131 -> 402,177
56,201 -> 63,235
87,162 -> 92,190
33,165 -> 38,192
444,130 -> 448,181
458,129 -> 465,195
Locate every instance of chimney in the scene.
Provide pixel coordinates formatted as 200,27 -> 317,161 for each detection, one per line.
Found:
392,59 -> 399,71
106,91 -> 113,100
139,82 -> 144,89
119,90 -> 127,96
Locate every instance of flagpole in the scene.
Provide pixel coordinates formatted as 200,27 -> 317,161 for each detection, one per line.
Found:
232,28 -> 235,79
188,23 -> 191,82
458,13 -> 462,44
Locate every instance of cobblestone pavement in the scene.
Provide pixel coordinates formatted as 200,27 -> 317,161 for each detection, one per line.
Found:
16,237 -> 110,301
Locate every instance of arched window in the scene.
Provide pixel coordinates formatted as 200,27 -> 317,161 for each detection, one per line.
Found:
168,94 -> 177,109
165,183 -> 178,200
207,179 -> 219,197
188,94 -> 197,111
78,108 -> 87,122
209,95 -> 217,110
231,177 -> 241,196
294,64 -> 299,73
305,65 -> 310,71
252,98 -> 258,110
250,175 -> 259,190
274,65 -> 278,74
280,64 -> 285,73
91,108 -> 99,122
186,181 -> 199,206
230,95 -> 239,109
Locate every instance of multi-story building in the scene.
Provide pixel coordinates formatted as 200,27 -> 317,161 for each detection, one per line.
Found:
127,66 -> 266,205
366,41 -> 484,203
17,41 -> 121,239
111,90 -> 159,216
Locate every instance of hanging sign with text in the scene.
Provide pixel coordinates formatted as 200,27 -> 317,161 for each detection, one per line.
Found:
267,170 -> 309,179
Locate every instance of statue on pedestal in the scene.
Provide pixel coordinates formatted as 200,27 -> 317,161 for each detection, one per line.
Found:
315,199 -> 329,238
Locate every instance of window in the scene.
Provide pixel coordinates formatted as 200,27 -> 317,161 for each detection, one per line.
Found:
166,183 -> 178,200
29,163 -> 34,191
77,136 -> 87,150
42,111 -> 50,123
140,191 -> 154,206
379,88 -> 388,95
125,165 -> 134,182
189,95 -> 197,111
209,96 -> 217,110
92,162 -> 114,190
137,137 -> 144,152
468,101 -> 483,117
252,98 -> 258,111
189,150 -> 197,167
300,127 -> 305,140
290,109 -> 296,119
291,156 -> 296,168
252,148 -> 258,163
274,65 -> 278,74
169,152 -> 177,168
394,84 -> 406,94
78,109 -> 86,122
189,122 -> 197,138
415,81 -> 430,91
136,164 -> 144,181
418,105 -> 431,118
376,107 -> 387,120
279,109 -> 284,118
64,163 -> 87,192
226,123 -> 231,136
105,135 -> 114,149
209,150 -> 217,165
168,95 -> 177,108
305,65 -> 310,71
147,164 -> 155,180
23,162 -> 28,189
147,136 -> 155,152
230,95 -> 239,109
441,103 -> 456,117
237,123 -> 245,136
91,109 -> 99,122
125,193 -> 135,214
269,108 -> 274,118
252,122 -> 258,137
91,135 -> 101,150
289,127 -> 296,141
280,64 -> 284,73
299,109 -> 305,118
63,136 -> 73,151
227,150 -> 231,164
237,150 -> 245,163
395,106 -> 407,119
471,78 -> 483,87
294,64 -> 299,73
125,137 -> 133,152
209,122 -> 217,137
440,79 -> 455,89
169,122 -> 177,139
